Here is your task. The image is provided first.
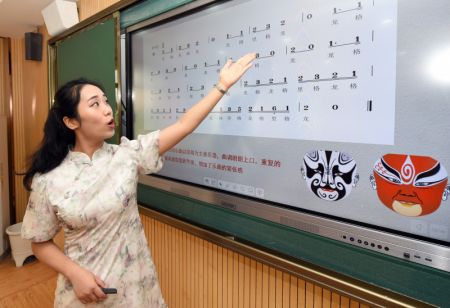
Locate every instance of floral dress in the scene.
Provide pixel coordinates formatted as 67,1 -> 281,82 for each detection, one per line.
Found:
22,131 -> 167,308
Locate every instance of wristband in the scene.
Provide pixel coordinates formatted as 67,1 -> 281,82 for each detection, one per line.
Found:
214,84 -> 227,94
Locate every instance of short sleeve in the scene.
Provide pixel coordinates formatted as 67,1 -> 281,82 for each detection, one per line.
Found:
21,174 -> 61,242
119,130 -> 164,175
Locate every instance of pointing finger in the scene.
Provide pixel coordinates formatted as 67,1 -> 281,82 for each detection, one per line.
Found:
237,53 -> 256,66
225,59 -> 232,69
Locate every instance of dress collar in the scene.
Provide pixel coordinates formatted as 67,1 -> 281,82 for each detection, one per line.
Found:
67,142 -> 110,164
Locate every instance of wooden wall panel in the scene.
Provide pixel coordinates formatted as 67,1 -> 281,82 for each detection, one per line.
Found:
140,213 -> 368,308
78,0 -> 121,21
0,38 -> 10,117
10,26 -> 49,222
0,38 -> 12,246
10,38 -> 27,222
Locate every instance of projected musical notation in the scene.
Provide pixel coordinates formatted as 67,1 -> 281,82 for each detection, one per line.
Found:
248,105 -> 290,114
244,77 -> 288,87
288,44 -> 315,54
211,106 -> 242,114
330,36 -> 360,48
255,50 -> 276,59
298,71 -> 357,83
184,64 -> 198,71
141,0 -> 397,145
150,108 -> 171,114
162,47 -> 173,55
178,43 -> 190,50
204,60 -> 221,67
168,88 -> 180,94
226,30 -> 244,39
175,107 -> 187,114
209,105 -> 291,114
251,24 -> 271,33
333,2 -> 362,15
189,85 -> 205,92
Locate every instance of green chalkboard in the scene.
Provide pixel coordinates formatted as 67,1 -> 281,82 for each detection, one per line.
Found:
56,18 -> 119,144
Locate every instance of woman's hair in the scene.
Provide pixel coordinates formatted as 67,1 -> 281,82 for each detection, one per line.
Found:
23,78 -> 105,191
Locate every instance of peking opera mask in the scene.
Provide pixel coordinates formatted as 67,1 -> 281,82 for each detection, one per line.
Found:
301,150 -> 359,201
370,154 -> 450,217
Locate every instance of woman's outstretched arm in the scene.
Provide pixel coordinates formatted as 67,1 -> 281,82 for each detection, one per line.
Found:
158,52 -> 256,155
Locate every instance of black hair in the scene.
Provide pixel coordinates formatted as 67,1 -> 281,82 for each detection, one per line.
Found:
23,78 -> 105,191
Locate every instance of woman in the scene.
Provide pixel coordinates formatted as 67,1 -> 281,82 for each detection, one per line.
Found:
21,53 -> 255,307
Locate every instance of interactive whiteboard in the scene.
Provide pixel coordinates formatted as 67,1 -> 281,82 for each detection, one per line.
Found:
129,0 -> 450,271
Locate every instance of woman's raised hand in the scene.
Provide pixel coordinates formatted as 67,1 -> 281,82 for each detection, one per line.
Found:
158,52 -> 255,156
218,53 -> 256,90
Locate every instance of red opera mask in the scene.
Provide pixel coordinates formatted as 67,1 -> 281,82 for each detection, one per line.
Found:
370,154 -> 449,216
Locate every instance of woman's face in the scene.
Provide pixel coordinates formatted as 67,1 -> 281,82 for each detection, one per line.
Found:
73,84 -> 115,142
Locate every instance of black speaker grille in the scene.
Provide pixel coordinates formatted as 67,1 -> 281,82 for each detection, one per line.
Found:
25,32 -> 43,61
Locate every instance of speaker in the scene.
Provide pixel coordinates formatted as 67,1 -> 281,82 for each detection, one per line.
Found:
42,0 -> 79,37
25,32 -> 42,61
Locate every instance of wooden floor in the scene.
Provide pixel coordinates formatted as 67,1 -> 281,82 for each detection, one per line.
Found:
0,253 -> 57,308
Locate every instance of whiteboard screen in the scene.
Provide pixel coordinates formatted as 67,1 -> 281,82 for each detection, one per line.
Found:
131,0 -> 450,245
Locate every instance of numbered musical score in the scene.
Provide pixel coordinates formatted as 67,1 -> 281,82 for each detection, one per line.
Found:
137,0 -> 397,145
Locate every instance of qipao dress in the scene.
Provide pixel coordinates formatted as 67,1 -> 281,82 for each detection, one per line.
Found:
22,131 -> 167,308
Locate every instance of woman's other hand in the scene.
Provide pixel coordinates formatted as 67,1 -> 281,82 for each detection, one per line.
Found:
218,52 -> 256,90
69,266 -> 107,304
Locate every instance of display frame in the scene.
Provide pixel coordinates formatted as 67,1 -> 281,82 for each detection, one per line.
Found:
124,0 -> 450,273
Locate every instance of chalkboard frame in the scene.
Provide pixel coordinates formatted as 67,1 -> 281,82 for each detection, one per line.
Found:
48,14 -> 122,143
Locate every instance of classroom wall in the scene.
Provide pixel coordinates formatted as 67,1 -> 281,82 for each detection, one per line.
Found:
0,38 -> 10,117
0,37 -> 12,231
0,38 -> 12,254
78,0 -> 121,21
8,25 -> 49,222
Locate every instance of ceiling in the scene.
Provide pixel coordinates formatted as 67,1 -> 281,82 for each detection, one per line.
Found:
0,0 -> 58,38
